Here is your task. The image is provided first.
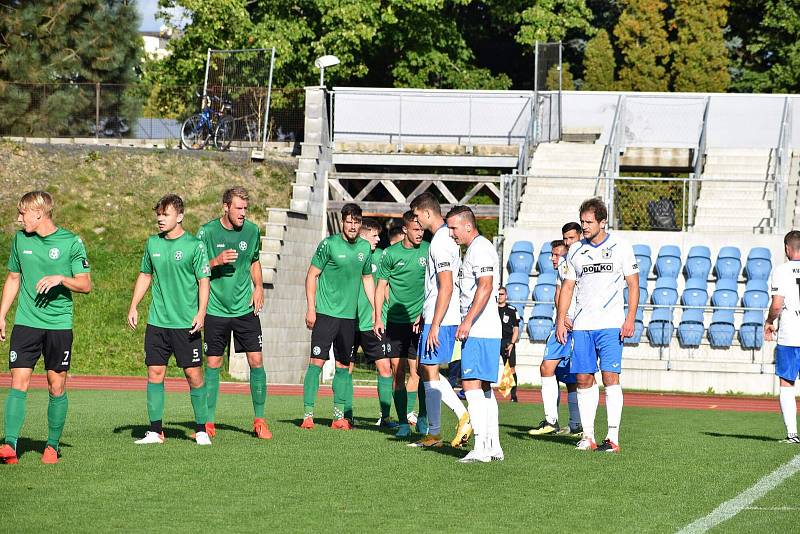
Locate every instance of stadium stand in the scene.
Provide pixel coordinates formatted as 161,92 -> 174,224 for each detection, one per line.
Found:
505,272 -> 530,321
684,246 -> 712,280
744,247 -> 772,281
678,308 -> 705,348
714,247 -> 742,280
633,244 -> 653,279
655,245 -> 682,279
507,240 -> 535,274
536,242 -> 555,274
652,277 -> 679,306
647,307 -> 674,347
527,304 -> 554,342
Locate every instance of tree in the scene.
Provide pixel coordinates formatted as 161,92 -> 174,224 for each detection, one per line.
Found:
515,0 -> 594,45
671,0 -> 730,92
0,1 -> 142,136
614,0 -> 670,91
582,29 -> 615,90
546,62 -> 575,89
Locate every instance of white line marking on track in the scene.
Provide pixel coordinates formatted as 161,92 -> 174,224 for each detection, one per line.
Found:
677,453 -> 800,533
745,506 -> 800,511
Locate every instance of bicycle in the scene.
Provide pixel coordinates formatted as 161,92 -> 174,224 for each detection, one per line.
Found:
180,93 -> 236,150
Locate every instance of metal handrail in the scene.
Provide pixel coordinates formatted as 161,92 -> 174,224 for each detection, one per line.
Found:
774,97 -> 792,231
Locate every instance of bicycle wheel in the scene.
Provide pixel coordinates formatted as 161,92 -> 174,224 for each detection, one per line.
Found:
181,114 -> 208,150
214,116 -> 235,151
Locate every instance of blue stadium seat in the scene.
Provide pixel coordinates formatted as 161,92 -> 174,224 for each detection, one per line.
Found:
711,279 -> 739,308
537,251 -> 556,274
677,308 -> 705,348
647,307 -> 674,347
714,247 -> 742,280
708,309 -> 735,348
743,280 -> 769,309
652,277 -> 679,306
507,240 -> 534,275
745,247 -> 772,281
655,245 -> 682,279
684,246 -> 712,281
624,286 -> 649,305
634,244 -> 652,279
738,309 -> 765,350
532,272 -> 557,303
541,241 -> 553,255
624,306 -> 645,344
685,277 -> 708,291
681,281 -> 708,308
505,272 -> 530,320
527,303 -> 554,342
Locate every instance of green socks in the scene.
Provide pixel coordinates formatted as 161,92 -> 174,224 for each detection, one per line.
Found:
4,388 -> 27,449
407,390 -> 418,416
189,384 -> 208,427
46,392 -> 68,450
146,381 -> 165,425
303,364 -> 322,417
332,367 -> 348,420
205,366 -> 221,423
377,375 -> 393,419
393,388 -> 408,424
344,371 -> 354,420
250,366 -> 267,419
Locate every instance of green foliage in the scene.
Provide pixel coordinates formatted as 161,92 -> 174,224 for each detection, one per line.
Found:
546,62 -> 576,90
671,0 -> 731,92
582,29 -> 616,90
515,0 -> 594,45
614,0 -> 670,91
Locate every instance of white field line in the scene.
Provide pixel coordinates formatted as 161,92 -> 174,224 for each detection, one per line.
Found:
677,453 -> 800,533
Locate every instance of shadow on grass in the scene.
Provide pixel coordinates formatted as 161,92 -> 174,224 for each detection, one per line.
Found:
278,417 -> 334,429
112,424 -> 193,441
702,431 -> 777,442
507,430 -> 577,447
17,438 -> 72,458
172,421 -> 252,437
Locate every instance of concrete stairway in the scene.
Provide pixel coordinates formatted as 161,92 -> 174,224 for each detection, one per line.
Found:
790,151 -> 800,229
694,149 -> 774,234
515,142 -> 606,229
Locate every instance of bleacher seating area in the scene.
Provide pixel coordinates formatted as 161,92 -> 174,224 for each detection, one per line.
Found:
506,240 -> 773,351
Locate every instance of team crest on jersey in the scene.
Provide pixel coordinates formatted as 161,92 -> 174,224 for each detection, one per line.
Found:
418,257 -> 426,267
357,252 -> 365,262
239,241 -> 247,251
48,247 -> 60,260
371,264 -> 377,273
313,346 -> 321,356
601,248 -> 612,259
202,265 -> 211,275
175,251 -> 183,261
9,350 -> 17,363
503,315 -> 509,323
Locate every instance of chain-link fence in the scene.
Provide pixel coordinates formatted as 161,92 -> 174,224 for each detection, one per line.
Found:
613,177 -> 689,231
0,82 -> 305,145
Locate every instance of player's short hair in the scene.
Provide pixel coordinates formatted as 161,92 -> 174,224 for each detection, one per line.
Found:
562,221 -> 581,234
444,205 -> 477,227
785,230 -> 800,251
551,239 -> 566,250
154,193 -> 184,215
341,203 -> 362,221
18,191 -> 54,217
359,218 -> 381,234
579,197 -> 608,223
388,224 -> 404,241
402,210 -> 416,226
498,286 -> 507,293
222,186 -> 249,205
409,192 -> 442,216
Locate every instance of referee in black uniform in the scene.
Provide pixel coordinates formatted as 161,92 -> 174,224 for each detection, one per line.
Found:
497,286 -> 520,402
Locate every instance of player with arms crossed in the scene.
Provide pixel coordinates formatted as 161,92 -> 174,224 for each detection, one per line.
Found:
302,203 -> 375,430
128,194 -> 212,446
197,187 -> 270,440
410,193 -> 471,447
0,191 -> 92,465
556,198 -> 638,453
447,206 -> 503,462
765,230 -> 800,443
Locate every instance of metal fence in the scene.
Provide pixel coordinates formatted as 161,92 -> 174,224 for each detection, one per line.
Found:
0,82 -> 305,144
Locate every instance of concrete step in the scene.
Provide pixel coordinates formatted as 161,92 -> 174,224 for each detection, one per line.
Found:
695,206 -> 772,220
264,222 -> 286,239
695,197 -> 771,209
267,209 -> 291,225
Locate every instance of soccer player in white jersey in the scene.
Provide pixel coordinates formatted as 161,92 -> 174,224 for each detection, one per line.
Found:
530,222 -> 582,436
409,192 -> 472,447
447,205 -> 503,463
765,230 -> 800,443
556,198 -> 639,453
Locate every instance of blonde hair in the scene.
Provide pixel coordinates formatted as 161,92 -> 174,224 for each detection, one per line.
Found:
18,191 -> 54,217
223,186 -> 249,205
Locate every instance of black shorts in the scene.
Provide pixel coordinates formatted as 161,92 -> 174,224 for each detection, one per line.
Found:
204,313 -> 262,356
355,329 -> 388,362
501,341 -> 517,368
145,325 -> 203,368
310,313 -> 356,365
9,325 -> 73,372
385,322 -> 419,359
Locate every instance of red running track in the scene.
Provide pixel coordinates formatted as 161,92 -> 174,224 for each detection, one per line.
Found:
0,374 -> 780,413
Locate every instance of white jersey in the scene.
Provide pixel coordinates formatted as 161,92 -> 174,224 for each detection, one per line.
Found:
770,260 -> 800,347
556,255 -> 578,321
423,225 -> 461,326
563,233 -> 638,331
458,235 -> 501,339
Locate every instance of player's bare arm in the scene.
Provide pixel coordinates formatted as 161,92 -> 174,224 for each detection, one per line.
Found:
127,272 -> 153,330
250,259 -> 264,314
304,264 -> 321,329
456,275 -> 493,341
36,272 -> 92,295
427,269 -> 453,350
0,271 -> 21,341
765,294 -> 784,341
210,248 -> 239,267
373,278 -> 389,338
556,279 -> 576,344
191,277 -> 209,334
621,273 -> 639,340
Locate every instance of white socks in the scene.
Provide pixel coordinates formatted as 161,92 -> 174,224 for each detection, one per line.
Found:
577,384 -> 599,441
438,375 -> 467,418
423,381 -> 442,436
605,384 -> 623,444
568,391 -> 580,429
541,375 -> 559,424
486,389 -> 500,450
465,389 -> 487,452
780,386 -> 797,436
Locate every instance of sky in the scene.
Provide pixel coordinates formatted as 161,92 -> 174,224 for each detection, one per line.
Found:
137,0 -> 185,32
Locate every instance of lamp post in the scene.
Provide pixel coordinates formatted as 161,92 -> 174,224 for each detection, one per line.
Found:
315,55 -> 340,87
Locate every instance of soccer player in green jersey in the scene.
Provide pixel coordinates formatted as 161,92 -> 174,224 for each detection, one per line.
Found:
127,194 -> 212,446
353,218 -> 397,427
0,191 -> 91,465
197,187 -> 270,440
302,203 -> 375,430
374,210 -> 430,439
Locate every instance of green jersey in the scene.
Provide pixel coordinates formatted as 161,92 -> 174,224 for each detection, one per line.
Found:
7,227 -> 90,330
140,232 -> 211,329
197,218 -> 261,318
376,240 -> 429,324
310,234 -> 371,320
357,247 -> 383,331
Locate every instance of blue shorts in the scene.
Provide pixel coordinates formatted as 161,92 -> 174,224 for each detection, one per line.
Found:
418,324 -> 457,366
776,345 -> 800,381
571,328 -> 623,374
555,358 -> 577,384
461,337 -> 501,383
544,330 -> 577,384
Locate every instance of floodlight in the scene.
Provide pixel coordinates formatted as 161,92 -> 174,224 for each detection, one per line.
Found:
315,55 -> 340,87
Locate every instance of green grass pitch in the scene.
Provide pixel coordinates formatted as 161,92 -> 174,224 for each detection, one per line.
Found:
1,387 -> 799,533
